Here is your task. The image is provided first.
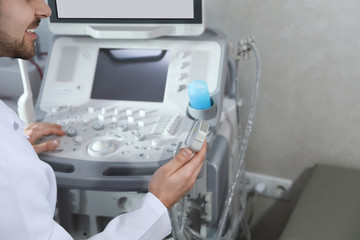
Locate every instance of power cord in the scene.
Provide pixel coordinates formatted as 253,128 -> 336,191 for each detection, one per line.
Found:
216,37 -> 261,240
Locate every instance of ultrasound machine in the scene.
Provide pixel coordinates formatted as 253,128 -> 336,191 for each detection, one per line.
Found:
32,0 -> 245,239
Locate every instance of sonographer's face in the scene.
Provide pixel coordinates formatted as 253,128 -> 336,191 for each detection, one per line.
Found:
0,0 -> 51,59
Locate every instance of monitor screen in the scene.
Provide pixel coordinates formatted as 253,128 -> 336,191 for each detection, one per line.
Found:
48,0 -> 202,24
90,49 -> 170,102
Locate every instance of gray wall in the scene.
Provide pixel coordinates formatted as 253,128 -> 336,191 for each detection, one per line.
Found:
206,0 -> 360,181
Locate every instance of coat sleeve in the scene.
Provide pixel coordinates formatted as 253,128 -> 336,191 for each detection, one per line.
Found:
87,193 -> 172,240
0,115 -> 171,240
47,193 -> 172,240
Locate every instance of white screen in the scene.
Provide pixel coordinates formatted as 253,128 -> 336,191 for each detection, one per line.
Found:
57,0 -> 194,19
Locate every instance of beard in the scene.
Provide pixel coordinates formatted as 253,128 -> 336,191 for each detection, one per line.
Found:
0,30 -> 35,60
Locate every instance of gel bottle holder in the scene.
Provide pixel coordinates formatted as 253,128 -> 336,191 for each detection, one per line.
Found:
187,80 -> 217,120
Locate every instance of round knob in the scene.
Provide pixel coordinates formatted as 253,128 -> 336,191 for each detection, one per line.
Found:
117,124 -> 129,132
92,122 -> 105,131
67,128 -> 78,137
134,133 -> 145,142
87,140 -> 116,157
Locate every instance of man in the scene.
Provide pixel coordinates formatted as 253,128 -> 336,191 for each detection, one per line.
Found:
0,0 -> 207,239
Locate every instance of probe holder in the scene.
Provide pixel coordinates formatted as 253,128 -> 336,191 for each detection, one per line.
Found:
187,98 -> 217,120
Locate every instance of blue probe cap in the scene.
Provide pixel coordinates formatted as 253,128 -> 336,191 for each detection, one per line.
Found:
188,80 -> 212,110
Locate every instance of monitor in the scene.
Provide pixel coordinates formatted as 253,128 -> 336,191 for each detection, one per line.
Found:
90,48 -> 170,102
47,0 -> 205,39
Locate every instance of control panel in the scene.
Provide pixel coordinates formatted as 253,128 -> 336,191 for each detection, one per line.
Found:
40,103 -> 194,163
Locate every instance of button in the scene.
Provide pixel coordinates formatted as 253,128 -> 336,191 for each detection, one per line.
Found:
88,107 -> 95,114
177,51 -> 187,59
138,121 -> 145,128
117,124 -> 128,132
173,85 -> 186,92
82,118 -> 90,123
67,128 -> 78,137
175,73 -> 188,81
128,116 -> 135,123
169,143 -> 178,148
114,108 -> 120,115
13,122 -> 19,131
74,136 -> 83,143
135,153 -> 150,159
165,149 -> 176,154
134,133 -> 145,142
98,115 -> 105,122
59,105 -> 69,111
76,84 -> 84,91
114,134 -> 125,140
125,141 -> 133,145
151,139 -> 161,147
93,132 -> 105,137
101,108 -> 107,115
112,116 -> 119,123
92,122 -> 105,131
139,110 -> 146,117
177,62 -> 190,70
126,109 -> 133,115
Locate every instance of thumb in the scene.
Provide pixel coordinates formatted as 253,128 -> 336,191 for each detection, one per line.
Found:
33,140 -> 60,154
162,148 -> 193,175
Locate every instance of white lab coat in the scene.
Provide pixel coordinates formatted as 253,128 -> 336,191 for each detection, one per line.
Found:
0,100 -> 171,240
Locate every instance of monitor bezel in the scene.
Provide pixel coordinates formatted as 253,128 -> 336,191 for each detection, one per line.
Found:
48,0 -> 203,24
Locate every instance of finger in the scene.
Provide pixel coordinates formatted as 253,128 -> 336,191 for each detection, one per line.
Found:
181,141 -> 207,173
24,122 -> 37,130
192,156 -> 205,179
40,122 -> 63,129
162,148 -> 194,175
172,142 -> 207,181
25,122 -> 63,131
33,140 -> 60,154
35,127 -> 66,138
27,128 -> 65,144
